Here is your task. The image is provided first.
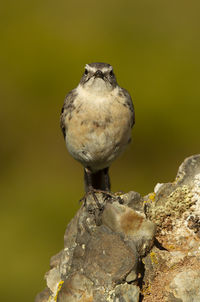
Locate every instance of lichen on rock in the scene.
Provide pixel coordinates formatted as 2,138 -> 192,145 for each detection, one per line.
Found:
142,155 -> 200,302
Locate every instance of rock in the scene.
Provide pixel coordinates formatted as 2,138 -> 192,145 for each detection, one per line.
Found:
145,155 -> 200,248
142,155 -> 200,302
112,284 -> 140,302
57,273 -> 93,302
35,154 -> 200,302
102,201 -> 156,256
77,225 -> 137,286
122,191 -> 144,213
45,267 -> 61,293
168,269 -> 200,302
39,192 -> 146,301
126,270 -> 137,283
176,154 -> 200,186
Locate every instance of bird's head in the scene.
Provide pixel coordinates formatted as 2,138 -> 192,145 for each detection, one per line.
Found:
79,62 -> 118,93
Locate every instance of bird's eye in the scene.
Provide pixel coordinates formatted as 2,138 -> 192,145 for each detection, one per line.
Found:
109,70 -> 114,76
84,69 -> 88,75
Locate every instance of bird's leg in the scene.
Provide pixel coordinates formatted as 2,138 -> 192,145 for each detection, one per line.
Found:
81,168 -> 103,209
80,167 -> 117,207
104,167 -> 111,191
84,167 -> 94,192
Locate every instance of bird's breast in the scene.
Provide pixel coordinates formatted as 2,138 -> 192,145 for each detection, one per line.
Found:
64,91 -> 132,170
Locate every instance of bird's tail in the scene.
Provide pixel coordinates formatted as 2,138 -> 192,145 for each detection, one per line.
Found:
84,167 -> 110,192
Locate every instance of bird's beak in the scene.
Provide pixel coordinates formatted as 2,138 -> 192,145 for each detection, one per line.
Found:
94,70 -> 104,79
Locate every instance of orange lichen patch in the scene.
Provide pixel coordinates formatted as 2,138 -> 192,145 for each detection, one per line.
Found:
120,209 -> 144,234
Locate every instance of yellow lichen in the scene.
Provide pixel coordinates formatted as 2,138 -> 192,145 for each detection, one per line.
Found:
147,185 -> 195,229
54,280 -> 64,302
150,251 -> 158,264
149,193 -> 156,202
169,263 -> 178,270
165,244 -> 176,250
142,284 -> 152,296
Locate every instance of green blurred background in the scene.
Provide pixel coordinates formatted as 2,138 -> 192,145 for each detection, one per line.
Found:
1,0 -> 200,301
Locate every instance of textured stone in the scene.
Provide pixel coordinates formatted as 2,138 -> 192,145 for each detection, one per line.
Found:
122,191 -> 144,213
57,273 -> 94,302
35,154 -> 200,302
176,154 -> 200,186
126,270 -> 137,282
145,155 -> 200,248
142,155 -> 200,302
112,284 -> 140,302
102,202 -> 156,255
80,225 -> 137,285
45,267 -> 61,293
168,269 -> 200,302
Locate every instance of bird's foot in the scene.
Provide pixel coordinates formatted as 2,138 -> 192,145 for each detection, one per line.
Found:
79,190 -> 124,228
79,189 -> 122,209
79,189 -> 106,210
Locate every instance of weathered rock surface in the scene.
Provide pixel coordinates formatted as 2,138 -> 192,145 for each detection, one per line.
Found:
35,155 -> 200,302
142,154 -> 200,302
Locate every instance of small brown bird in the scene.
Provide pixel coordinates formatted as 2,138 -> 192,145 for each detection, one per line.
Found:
60,62 -> 135,194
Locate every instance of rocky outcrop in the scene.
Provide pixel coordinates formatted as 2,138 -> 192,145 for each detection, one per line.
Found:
35,155 -> 200,302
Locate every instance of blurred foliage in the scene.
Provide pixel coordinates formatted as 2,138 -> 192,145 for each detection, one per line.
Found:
1,0 -> 200,301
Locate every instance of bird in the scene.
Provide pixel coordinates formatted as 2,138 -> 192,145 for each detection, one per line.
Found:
60,62 -> 135,196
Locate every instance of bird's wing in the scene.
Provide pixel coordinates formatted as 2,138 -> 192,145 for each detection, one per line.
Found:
60,89 -> 77,138
121,88 -> 135,128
